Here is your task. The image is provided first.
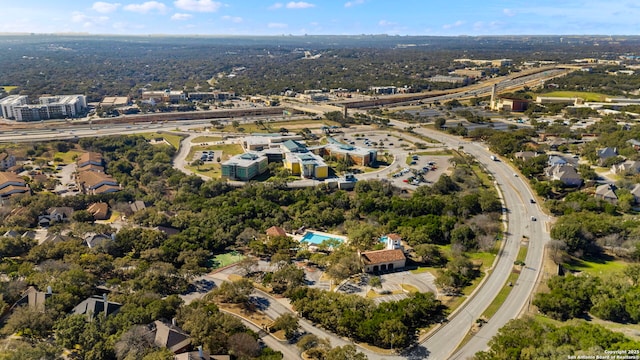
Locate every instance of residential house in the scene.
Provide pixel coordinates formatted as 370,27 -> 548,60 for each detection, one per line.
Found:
380,233 -> 403,250
151,320 -> 191,354
627,139 -> 640,151
545,164 -> 583,187
41,233 -> 73,245
130,200 -> 147,213
84,233 -> 114,249
597,147 -> 618,165
14,286 -> 52,312
87,202 -> 109,220
631,184 -> 640,204
77,171 -> 120,195
548,155 -> 568,167
173,347 -> 230,360
595,184 -> 618,204
0,172 -> 29,198
360,249 -> 406,273
39,207 -> 74,226
0,152 -> 16,171
514,151 -> 537,161
76,152 -> 104,170
72,294 -> 121,320
612,160 -> 640,175
266,226 -> 287,238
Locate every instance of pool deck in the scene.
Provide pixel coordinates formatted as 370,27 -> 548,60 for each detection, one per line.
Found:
293,230 -> 348,244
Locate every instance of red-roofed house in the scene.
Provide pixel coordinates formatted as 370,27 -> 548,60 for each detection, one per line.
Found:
266,226 -> 287,238
77,171 -> 120,195
0,172 -> 29,198
360,249 -> 406,273
77,152 -> 103,169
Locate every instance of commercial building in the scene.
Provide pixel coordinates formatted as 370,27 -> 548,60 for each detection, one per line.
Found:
0,152 -> 16,171
322,142 -> 377,166
281,140 -> 328,180
428,75 -> 468,84
0,95 -> 87,121
221,152 -> 268,181
141,90 -> 186,104
0,95 -> 28,119
187,91 -> 235,101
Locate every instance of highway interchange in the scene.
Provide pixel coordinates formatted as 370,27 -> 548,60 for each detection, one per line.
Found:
0,69 -> 559,359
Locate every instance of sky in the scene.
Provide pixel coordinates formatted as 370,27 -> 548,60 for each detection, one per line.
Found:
1,0 -> 639,36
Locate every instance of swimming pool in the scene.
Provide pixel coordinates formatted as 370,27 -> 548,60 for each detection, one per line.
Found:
300,231 -> 344,245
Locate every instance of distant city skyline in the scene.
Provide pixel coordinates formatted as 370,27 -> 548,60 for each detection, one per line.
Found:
2,1 -> 639,36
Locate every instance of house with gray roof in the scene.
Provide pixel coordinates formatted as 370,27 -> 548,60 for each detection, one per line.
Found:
612,160 -> 640,175
545,164 -> 583,187
595,184 -> 618,204
72,294 -> 121,320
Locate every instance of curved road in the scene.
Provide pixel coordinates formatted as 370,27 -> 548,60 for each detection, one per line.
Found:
391,121 -> 551,360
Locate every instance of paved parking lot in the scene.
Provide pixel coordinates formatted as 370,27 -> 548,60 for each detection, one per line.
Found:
334,269 -> 438,304
193,150 -> 222,163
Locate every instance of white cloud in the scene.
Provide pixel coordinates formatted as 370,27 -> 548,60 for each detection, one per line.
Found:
503,8 -> 516,17
286,2 -> 315,9
222,15 -> 243,23
123,1 -> 168,14
268,22 -> 288,28
171,13 -> 193,20
344,0 -> 364,8
174,0 -> 223,12
71,12 -> 110,27
92,2 -> 121,13
378,20 -> 396,26
443,20 -> 465,29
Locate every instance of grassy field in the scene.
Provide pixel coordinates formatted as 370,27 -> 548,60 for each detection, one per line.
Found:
191,136 -> 224,143
185,143 -> 244,178
1,86 -> 18,93
212,252 -> 245,268
563,255 -> 629,276
415,149 -> 453,156
216,119 -> 341,133
53,149 -> 84,164
138,132 -> 184,149
542,91 -> 610,102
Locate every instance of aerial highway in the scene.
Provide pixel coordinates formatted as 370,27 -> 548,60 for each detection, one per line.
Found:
391,121 -> 551,360
0,73 -> 554,360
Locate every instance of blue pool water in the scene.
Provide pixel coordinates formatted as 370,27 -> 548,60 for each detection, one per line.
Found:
300,231 -> 343,245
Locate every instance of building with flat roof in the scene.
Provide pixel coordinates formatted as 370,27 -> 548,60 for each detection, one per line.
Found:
0,95 -> 87,121
221,152 -> 268,181
320,142 -> 377,167
281,140 -> 328,179
0,95 -> 28,119
428,75 -> 468,84
99,96 -> 130,108
141,90 -> 186,104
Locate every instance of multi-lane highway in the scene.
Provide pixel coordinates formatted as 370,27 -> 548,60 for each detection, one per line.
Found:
0,72 -> 555,359
391,121 -> 550,360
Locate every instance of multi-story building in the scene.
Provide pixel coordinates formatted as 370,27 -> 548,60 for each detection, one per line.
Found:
141,90 -> 186,104
0,95 -> 28,119
281,140 -> 328,180
0,95 -> 87,121
0,152 -> 16,171
221,152 -> 268,181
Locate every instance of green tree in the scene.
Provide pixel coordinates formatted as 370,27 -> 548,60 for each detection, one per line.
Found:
271,313 -> 299,340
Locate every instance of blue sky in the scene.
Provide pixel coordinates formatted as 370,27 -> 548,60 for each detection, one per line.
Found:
2,1 -> 639,36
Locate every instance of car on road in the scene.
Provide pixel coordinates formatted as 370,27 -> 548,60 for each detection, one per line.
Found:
530,199 -> 536,204
530,216 -> 536,221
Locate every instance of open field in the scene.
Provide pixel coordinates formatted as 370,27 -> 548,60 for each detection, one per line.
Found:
53,149 -> 84,164
1,86 -> 18,93
563,255 -> 629,276
212,252 -> 245,268
541,91 -> 610,102
191,136 -> 224,143
138,132 -> 184,149
216,119 -> 342,133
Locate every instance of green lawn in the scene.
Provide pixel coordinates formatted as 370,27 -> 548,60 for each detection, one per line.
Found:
415,149 -> 453,156
192,136 -> 224,143
212,252 -> 245,268
215,119 -> 341,133
139,132 -> 184,149
1,86 -> 18,93
53,150 -> 84,164
185,143 -> 244,178
541,91 -> 610,102
563,256 -> 629,276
